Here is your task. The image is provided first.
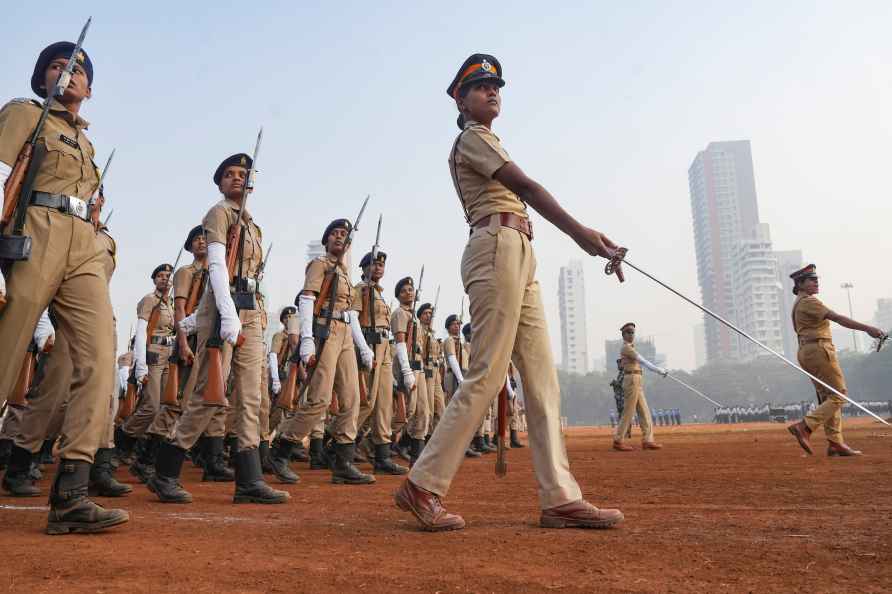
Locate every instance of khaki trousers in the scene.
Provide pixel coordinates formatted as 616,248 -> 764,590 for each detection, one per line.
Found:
0,208 -> 113,463
614,375 -> 653,442
279,320 -> 360,445
124,344 -> 171,439
14,332 -> 73,453
405,369 -> 429,439
427,367 -> 446,433
147,356 -> 193,441
173,291 -> 263,451
259,354 -> 271,441
409,225 -> 582,509
356,340 -> 394,445
800,343 -> 846,444
0,405 -> 24,440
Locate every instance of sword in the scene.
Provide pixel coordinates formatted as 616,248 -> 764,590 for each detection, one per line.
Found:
431,285 -> 441,321
665,373 -> 724,408
371,214 -> 382,262
53,17 -> 92,98
606,249 -> 890,426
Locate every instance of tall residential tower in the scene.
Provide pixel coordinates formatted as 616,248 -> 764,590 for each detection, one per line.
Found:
558,260 -> 589,375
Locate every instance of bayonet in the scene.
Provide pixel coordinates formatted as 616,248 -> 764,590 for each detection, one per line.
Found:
101,209 -> 113,226
371,213 -> 382,262
52,17 -> 92,99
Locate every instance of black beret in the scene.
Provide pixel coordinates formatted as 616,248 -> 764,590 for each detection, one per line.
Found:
444,314 -> 459,330
279,306 -> 296,324
462,323 -> 472,339
151,263 -> 173,280
213,153 -> 252,186
417,303 -> 432,318
447,53 -> 504,100
359,250 -> 387,269
620,322 -> 636,333
32,41 -> 93,99
184,225 -> 204,252
394,276 -> 414,299
322,218 -> 352,246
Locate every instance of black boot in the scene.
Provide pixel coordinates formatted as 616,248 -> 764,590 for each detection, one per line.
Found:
373,443 -> 408,475
202,436 -> 235,482
309,438 -> 328,470
2,445 -> 40,497
269,439 -> 300,484
482,435 -> 497,453
331,443 -> 376,485
472,435 -> 487,454
224,435 -> 238,468
408,438 -> 426,465
510,429 -> 525,448
259,440 -> 274,474
29,461 -> 43,481
392,431 -> 412,462
189,435 -> 207,468
38,439 -> 55,466
465,443 -> 482,458
115,430 -> 137,466
353,434 -> 369,463
46,459 -> 129,535
129,436 -> 159,483
146,443 -> 192,503
0,438 -> 11,470
290,441 -> 309,462
233,448 -> 290,504
89,448 -> 132,497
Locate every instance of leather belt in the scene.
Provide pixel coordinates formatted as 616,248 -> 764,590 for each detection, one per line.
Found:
624,369 -> 642,375
150,336 -> 175,346
317,309 -> 348,323
31,192 -> 91,223
471,212 -> 533,240
799,338 -> 832,346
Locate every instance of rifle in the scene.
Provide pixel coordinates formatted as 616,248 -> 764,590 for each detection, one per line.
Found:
115,369 -> 139,422
358,214 -> 383,406
0,18 -> 92,310
496,380 -> 508,477
394,265 -> 424,416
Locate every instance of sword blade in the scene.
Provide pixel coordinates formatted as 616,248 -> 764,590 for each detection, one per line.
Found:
623,258 -> 889,425
666,373 -> 723,408
53,17 -> 92,97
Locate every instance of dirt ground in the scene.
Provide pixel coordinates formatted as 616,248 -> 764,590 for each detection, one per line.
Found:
2,420 -> 891,593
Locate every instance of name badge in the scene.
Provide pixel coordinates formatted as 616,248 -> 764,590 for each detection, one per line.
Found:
59,134 -> 80,150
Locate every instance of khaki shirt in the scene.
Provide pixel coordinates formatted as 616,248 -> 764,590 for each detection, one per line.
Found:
420,323 -> 441,369
304,255 -> 352,316
448,120 -> 528,225
352,280 -> 391,328
172,261 -> 206,308
444,336 -> 470,372
391,305 -> 422,363
0,98 -> 98,199
137,291 -> 175,337
620,343 -> 641,373
793,295 -> 832,341
271,330 -> 290,364
202,198 -> 263,280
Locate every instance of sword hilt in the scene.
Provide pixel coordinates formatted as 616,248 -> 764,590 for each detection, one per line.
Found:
605,247 -> 628,277
877,333 -> 889,353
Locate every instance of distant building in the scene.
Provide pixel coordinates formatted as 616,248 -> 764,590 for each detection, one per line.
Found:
731,223 -> 784,361
775,250 -> 804,360
558,260 -> 589,375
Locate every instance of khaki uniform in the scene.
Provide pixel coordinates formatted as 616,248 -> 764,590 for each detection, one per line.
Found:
267,329 -> 290,431
410,121 -> 583,509
392,304 -> 429,440
125,291 -> 175,439
613,342 -> 654,442
257,294 -> 272,442
164,261 -> 206,434
278,255 -> 360,445
173,199 -> 264,451
353,280 -> 395,445
420,328 -> 445,433
442,335 -> 468,401
794,295 -> 845,444
0,99 -> 113,463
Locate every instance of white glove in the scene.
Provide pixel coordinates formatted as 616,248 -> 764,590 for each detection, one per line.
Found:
134,318 -> 149,382
117,366 -> 130,392
0,269 -> 6,301
347,310 -> 374,369
33,309 -> 55,351
447,353 -> 464,383
267,351 -> 282,394
271,377 -> 282,395
506,373 -> 515,399
395,341 -> 415,390
297,293 -> 316,364
207,242 -> 241,345
178,313 -> 197,336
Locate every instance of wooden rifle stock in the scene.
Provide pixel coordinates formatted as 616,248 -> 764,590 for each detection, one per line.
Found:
278,359 -> 300,411
496,382 -> 509,477
116,374 -> 138,422
358,372 -> 369,406
184,268 -> 207,315
394,385 -> 408,424
9,343 -> 38,408
1,142 -> 33,226
314,271 -> 335,317
161,349 -> 179,407
225,222 -> 242,283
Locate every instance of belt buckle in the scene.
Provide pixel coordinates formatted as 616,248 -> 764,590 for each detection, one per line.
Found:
66,196 -> 89,221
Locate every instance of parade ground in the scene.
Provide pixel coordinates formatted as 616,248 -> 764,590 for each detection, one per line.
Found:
2,420 -> 890,593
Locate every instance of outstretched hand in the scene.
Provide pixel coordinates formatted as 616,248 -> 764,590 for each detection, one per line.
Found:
573,226 -> 625,282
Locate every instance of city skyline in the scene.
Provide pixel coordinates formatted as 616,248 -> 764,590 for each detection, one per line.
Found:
558,260 -> 590,375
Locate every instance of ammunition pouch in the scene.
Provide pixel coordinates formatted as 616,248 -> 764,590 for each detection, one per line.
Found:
146,352 -> 159,365
410,361 -> 422,371
231,277 -> 257,310
424,368 -> 433,379
363,327 -> 381,345
313,322 -> 330,344
0,234 -> 32,262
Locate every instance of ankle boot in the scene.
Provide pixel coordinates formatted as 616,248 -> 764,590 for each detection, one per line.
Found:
233,448 -> 290,504
46,459 -> 129,535
373,443 -> 408,475
482,435 -> 497,453
189,435 -> 207,468
465,440 -> 482,457
472,435 -> 486,454
146,443 -> 192,503
510,429 -> 525,448
129,436 -> 159,483
202,436 -> 235,482
309,438 -> 328,470
38,439 -> 55,466
331,443 -> 376,485
2,445 -> 40,497
224,435 -> 238,468
0,438 -> 11,470
115,430 -> 137,466
259,440 -> 274,474
291,440 -> 309,462
89,447 -> 132,497
269,439 -> 300,484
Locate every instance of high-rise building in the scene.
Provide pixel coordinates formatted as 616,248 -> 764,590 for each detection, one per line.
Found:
874,298 -> 892,332
731,224 -> 784,360
688,140 -> 761,362
605,337 -> 657,373
558,260 -> 589,375
774,250 -> 804,359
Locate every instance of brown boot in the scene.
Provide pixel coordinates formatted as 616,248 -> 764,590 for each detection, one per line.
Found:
787,421 -> 813,455
642,441 -> 663,450
612,441 -> 634,451
827,442 -> 862,457
394,479 -> 465,532
540,499 -> 624,529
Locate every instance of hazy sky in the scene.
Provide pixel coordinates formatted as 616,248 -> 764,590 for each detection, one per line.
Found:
4,1 -> 891,370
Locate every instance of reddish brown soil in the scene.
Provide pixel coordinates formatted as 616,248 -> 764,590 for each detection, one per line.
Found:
2,421 -> 891,593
